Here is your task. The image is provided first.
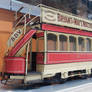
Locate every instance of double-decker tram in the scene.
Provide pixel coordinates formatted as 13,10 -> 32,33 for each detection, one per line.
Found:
1,5 -> 92,84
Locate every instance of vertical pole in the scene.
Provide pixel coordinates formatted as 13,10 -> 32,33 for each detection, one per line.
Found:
91,39 -> 92,51
84,38 -> 86,51
76,36 -> 79,51
67,35 -> 70,51
24,43 -> 29,84
10,0 -> 12,10
44,31 -> 47,64
24,15 -> 27,34
29,38 -> 32,71
25,42 -> 30,75
57,34 -> 60,51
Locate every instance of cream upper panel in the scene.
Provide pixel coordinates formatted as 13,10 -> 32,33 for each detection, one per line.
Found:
41,6 -> 92,32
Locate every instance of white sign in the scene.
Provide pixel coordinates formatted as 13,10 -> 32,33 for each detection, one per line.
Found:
8,29 -> 23,47
41,7 -> 92,31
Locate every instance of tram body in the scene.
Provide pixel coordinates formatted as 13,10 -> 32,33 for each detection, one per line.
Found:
1,6 -> 92,84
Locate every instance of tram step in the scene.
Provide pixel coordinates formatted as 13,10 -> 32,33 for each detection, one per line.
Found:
24,72 -> 42,82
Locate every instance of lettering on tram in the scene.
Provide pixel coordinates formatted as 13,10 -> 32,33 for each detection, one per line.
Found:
8,29 -> 22,46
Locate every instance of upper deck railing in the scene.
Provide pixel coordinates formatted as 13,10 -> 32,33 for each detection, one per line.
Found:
7,5 -> 40,48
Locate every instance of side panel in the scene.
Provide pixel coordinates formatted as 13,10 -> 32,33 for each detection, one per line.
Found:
42,62 -> 92,78
36,53 -> 44,64
47,52 -> 92,64
5,57 -> 25,74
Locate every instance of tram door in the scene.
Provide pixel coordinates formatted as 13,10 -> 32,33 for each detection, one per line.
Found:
27,31 -> 44,73
28,37 -> 37,72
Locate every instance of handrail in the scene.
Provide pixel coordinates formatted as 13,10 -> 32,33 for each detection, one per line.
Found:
26,16 -> 39,26
13,13 -> 28,31
6,4 -> 40,55
22,16 -> 39,34
8,14 -> 39,48
13,4 -> 41,31
15,6 -> 24,22
17,7 -> 24,13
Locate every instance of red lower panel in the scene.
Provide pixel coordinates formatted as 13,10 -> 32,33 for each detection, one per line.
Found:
36,53 -> 44,64
47,52 -> 92,64
5,57 -> 25,74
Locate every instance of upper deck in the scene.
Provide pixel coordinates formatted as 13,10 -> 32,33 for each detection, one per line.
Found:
40,5 -> 92,32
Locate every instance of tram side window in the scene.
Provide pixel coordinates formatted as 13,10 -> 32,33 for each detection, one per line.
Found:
47,33 -> 57,51
59,35 -> 67,51
69,36 -> 76,51
38,37 -> 44,52
78,37 -> 85,51
86,38 -> 91,51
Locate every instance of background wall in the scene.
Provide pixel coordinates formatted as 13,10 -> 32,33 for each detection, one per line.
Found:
0,8 -> 14,73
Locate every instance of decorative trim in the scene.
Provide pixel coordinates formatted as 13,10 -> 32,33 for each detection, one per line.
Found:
42,24 -> 92,37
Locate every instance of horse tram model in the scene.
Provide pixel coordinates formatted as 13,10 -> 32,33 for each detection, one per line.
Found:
1,5 -> 92,85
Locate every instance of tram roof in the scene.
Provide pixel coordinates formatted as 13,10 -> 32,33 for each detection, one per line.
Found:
0,0 -> 40,16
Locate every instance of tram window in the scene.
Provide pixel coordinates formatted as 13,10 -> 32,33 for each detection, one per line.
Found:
69,36 -> 76,51
38,37 -> 44,52
86,38 -> 91,51
47,33 -> 57,51
59,35 -> 67,51
78,37 -> 85,51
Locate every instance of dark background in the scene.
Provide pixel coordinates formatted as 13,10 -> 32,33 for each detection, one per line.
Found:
17,0 -> 92,19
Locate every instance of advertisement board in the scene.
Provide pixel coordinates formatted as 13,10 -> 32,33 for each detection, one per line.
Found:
41,6 -> 92,31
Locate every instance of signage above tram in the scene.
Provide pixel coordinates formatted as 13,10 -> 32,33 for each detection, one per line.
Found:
41,6 -> 92,31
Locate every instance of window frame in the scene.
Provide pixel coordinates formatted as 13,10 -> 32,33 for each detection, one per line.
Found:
78,36 -> 85,51
46,31 -> 92,52
47,32 -> 58,51
59,34 -> 68,51
69,36 -> 77,51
